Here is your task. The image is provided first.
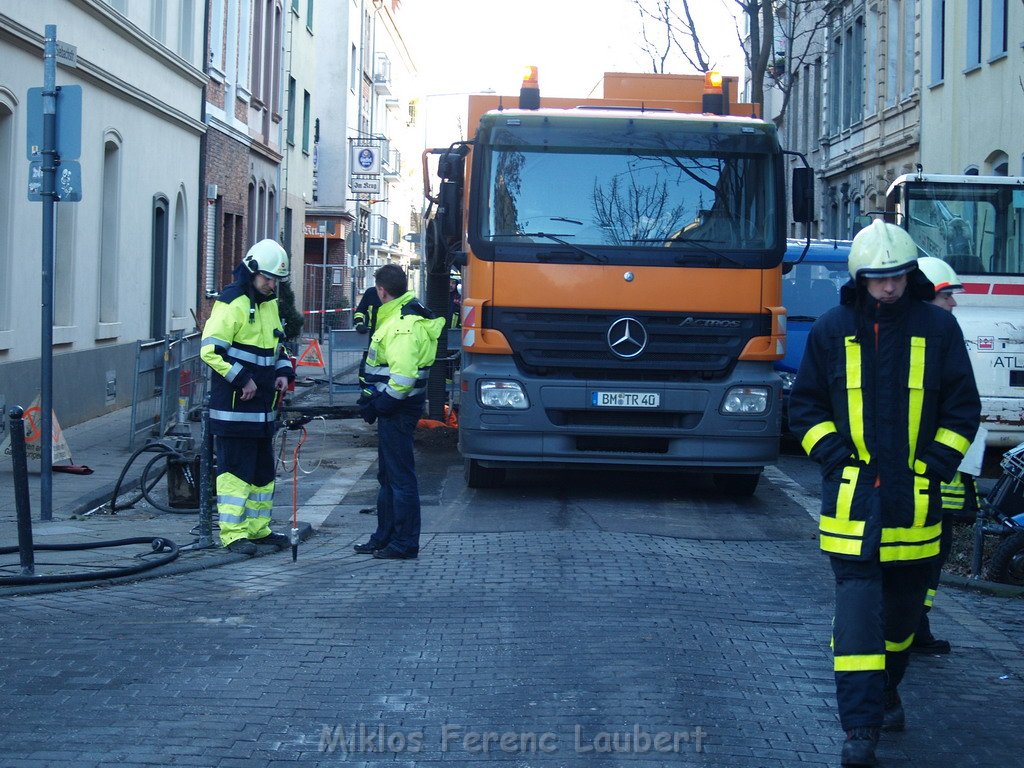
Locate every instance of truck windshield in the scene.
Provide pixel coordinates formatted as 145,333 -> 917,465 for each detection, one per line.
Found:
477,144 -> 777,259
901,181 -> 1024,276
473,115 -> 782,268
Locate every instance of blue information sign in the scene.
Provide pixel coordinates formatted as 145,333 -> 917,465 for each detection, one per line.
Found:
25,85 -> 82,161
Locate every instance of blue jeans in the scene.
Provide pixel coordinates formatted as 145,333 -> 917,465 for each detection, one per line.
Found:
370,396 -> 423,553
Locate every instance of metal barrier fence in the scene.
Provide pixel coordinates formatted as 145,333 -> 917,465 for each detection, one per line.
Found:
325,329 -> 462,408
128,331 -> 207,449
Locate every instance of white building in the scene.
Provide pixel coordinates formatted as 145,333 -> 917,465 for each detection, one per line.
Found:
304,0 -> 418,333
919,0 -> 1023,175
0,0 -> 204,426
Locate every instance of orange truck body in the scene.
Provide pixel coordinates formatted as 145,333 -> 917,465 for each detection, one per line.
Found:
429,72 -> 794,491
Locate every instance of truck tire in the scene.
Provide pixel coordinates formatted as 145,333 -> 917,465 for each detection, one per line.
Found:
712,471 -> 761,497
988,531 -> 1024,586
465,459 -> 505,489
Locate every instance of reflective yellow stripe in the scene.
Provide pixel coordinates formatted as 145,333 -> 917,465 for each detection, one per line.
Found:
834,654 -> 886,672
907,337 -> 926,469
935,427 -> 972,456
801,421 -> 838,455
820,535 -> 863,556
913,474 -> 930,527
879,541 -> 941,562
924,588 -> 937,608
881,521 -> 943,543
835,464 -> 860,521
819,515 -> 865,537
886,634 -> 915,653
845,338 -> 870,463
941,474 -> 966,510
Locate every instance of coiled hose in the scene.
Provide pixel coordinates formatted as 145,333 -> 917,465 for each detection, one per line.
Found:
109,440 -> 199,515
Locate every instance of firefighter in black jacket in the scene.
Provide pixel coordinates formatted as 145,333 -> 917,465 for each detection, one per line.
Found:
789,221 -> 980,767
200,240 -> 295,555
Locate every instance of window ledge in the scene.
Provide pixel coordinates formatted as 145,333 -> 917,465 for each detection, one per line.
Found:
987,52 -> 1007,65
0,329 -> 13,351
927,78 -> 944,90
52,325 -> 76,345
95,321 -> 121,341
962,63 -> 982,75
169,316 -> 193,333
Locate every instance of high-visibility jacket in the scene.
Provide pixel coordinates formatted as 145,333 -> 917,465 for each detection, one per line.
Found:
790,279 -> 980,563
363,291 -> 445,406
200,275 -> 294,438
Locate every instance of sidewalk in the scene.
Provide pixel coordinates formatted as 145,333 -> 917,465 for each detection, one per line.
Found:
0,382 -> 356,595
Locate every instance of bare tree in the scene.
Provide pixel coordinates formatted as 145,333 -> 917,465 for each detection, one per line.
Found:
632,0 -> 829,123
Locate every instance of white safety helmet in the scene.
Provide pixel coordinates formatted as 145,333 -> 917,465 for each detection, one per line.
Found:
449,268 -> 461,281
848,220 -> 919,280
916,256 -> 964,294
243,239 -> 290,280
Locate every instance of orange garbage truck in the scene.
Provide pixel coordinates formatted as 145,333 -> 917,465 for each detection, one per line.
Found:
423,69 -> 814,493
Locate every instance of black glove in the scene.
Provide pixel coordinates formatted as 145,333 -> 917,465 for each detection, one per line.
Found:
357,397 -> 377,425
355,323 -> 368,334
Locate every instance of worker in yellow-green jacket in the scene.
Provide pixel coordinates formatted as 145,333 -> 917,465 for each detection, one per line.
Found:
353,264 -> 444,560
200,240 -> 294,556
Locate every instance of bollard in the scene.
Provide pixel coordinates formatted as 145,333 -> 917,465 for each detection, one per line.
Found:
196,396 -> 215,548
8,407 -> 35,575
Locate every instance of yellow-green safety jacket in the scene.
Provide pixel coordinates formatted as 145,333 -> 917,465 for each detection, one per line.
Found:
200,276 -> 294,438
789,280 -> 980,563
362,291 -> 445,408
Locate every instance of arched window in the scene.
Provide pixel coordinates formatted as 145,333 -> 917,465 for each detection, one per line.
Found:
257,183 -> 267,241
986,151 -> 1009,177
151,195 -> 170,339
267,187 -> 276,240
247,179 -> 257,245
54,204 -> 77,331
171,188 -> 188,321
98,132 -> 123,329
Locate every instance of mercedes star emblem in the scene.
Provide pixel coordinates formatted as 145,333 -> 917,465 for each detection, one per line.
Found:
607,317 -> 647,359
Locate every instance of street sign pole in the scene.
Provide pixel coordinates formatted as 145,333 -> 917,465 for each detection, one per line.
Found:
39,25 -> 57,522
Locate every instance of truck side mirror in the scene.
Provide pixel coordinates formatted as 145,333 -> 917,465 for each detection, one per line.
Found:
437,147 -> 467,242
792,167 -> 814,224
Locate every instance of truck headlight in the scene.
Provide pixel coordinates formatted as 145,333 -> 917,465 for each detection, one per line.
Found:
721,386 -> 769,415
478,380 -> 530,409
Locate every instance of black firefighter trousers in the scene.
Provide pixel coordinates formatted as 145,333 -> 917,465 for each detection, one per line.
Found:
830,556 -> 933,730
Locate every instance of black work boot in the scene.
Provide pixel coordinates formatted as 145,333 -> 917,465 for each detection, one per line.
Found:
883,689 -> 905,732
910,633 -> 951,654
911,611 -> 952,654
226,539 -> 257,556
841,727 -> 879,766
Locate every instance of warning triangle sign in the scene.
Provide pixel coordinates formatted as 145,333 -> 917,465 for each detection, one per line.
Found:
295,339 -> 325,368
1,394 -> 74,463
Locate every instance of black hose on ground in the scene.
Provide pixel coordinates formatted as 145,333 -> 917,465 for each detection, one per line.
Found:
0,537 -> 179,586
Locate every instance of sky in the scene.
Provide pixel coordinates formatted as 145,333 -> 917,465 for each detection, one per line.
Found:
399,0 -> 746,99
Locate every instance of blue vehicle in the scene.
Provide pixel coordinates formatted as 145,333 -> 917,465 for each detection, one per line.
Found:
778,239 -> 853,433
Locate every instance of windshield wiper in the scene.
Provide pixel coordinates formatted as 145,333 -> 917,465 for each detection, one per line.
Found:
517,232 -> 608,263
630,237 -> 745,267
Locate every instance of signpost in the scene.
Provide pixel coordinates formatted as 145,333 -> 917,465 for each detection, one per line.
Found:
25,25 -> 83,520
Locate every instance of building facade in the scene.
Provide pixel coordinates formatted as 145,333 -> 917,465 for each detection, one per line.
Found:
768,0 -> 1022,241
304,0 -> 418,336
199,0 -> 286,327
0,0 -> 204,427
919,0 -> 1023,176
